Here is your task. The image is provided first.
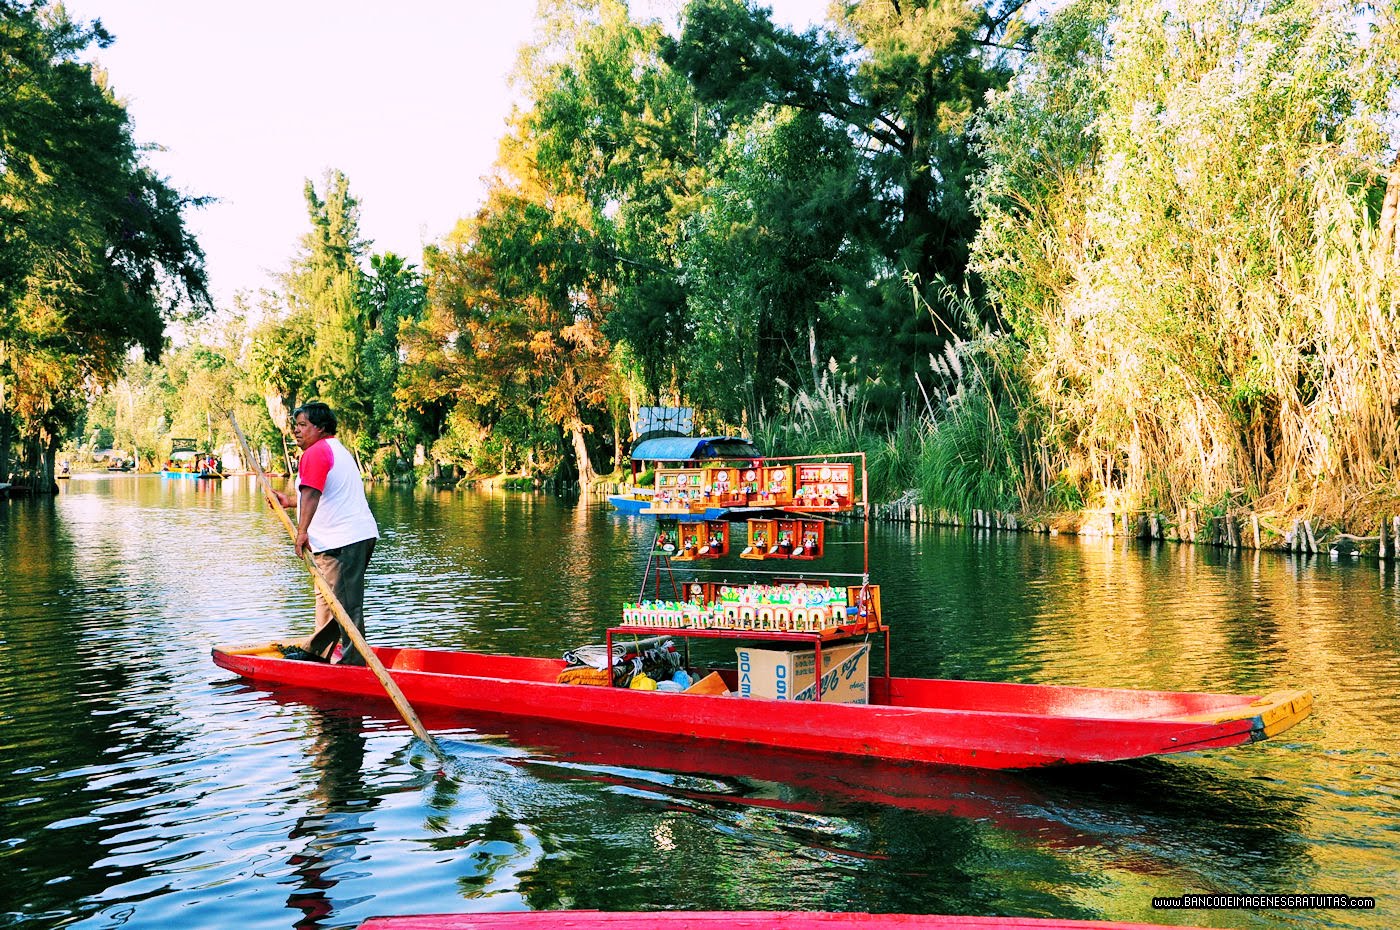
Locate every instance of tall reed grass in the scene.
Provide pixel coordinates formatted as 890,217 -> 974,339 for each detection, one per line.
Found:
753,364 -> 928,505
969,0 -> 1400,527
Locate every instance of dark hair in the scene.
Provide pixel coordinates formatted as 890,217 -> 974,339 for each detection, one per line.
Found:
292,401 -> 337,434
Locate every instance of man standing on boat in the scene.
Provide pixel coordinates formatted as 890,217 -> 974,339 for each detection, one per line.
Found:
271,402 -> 379,666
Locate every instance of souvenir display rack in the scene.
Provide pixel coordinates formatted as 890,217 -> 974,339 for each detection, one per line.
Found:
611,451 -> 884,698
640,458 -> 858,516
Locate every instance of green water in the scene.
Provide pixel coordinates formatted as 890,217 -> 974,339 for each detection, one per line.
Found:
0,475 -> 1395,929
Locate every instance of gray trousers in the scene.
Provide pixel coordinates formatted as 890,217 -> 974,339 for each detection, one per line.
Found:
307,537 -> 376,665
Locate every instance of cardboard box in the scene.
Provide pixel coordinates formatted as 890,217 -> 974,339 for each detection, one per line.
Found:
735,642 -> 869,704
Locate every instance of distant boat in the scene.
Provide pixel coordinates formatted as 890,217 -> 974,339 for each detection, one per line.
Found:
609,435 -> 765,518
162,438 -> 222,478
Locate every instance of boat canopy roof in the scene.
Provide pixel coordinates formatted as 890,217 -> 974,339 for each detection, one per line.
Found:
631,436 -> 761,462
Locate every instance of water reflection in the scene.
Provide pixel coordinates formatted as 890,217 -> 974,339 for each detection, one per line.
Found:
1,478 -> 1396,929
284,709 -> 371,928
234,682 -> 1316,916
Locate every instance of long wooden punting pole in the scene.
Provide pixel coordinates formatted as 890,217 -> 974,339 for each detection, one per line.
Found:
228,411 -> 448,765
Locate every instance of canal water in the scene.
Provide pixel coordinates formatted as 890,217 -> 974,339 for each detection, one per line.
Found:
1,476 -> 1395,929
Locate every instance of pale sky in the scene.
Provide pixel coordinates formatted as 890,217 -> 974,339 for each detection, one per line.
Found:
61,1 -> 833,310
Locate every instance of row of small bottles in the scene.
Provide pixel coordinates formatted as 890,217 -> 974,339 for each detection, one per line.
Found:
621,583 -> 855,633
620,600 -> 851,632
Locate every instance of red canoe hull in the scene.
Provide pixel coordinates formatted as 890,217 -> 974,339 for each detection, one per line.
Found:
358,912 -> 1204,930
211,644 -> 1311,770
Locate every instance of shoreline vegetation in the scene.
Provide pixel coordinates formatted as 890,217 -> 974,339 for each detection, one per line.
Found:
6,0 -> 1400,553
869,491 -> 1400,562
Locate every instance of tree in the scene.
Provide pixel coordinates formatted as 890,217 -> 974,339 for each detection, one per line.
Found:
283,170 -> 370,448
667,0 -> 1020,410
681,105 -> 867,425
425,184 -> 615,486
0,1 -> 210,483
360,251 -> 426,472
421,0 -> 704,485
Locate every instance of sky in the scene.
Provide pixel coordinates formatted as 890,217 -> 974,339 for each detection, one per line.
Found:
61,1 -> 833,310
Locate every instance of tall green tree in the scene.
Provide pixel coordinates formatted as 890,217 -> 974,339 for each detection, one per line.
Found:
526,0 -> 723,410
667,0 -> 1021,410
422,0 -> 703,484
0,1 -> 209,482
681,105 -> 867,425
360,251 -> 425,472
283,170 -> 370,448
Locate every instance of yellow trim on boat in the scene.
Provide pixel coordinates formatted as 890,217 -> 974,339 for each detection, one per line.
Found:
1164,689 -> 1313,738
1257,690 -> 1314,738
219,641 -> 289,658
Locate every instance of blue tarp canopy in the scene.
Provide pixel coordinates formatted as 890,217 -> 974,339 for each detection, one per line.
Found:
630,436 -> 761,462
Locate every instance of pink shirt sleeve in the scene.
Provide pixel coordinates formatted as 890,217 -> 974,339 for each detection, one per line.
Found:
297,440 -> 334,492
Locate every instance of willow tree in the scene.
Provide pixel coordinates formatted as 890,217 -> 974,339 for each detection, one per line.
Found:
0,2 -> 209,483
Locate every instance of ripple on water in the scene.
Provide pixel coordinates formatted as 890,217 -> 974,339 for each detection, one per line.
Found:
1,485 -> 1397,929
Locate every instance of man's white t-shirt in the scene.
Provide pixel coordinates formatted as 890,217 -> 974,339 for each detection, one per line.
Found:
297,437 -> 379,553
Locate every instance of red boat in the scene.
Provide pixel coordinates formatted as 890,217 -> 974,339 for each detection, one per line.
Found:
212,642 -> 1311,770
357,911 -> 1205,929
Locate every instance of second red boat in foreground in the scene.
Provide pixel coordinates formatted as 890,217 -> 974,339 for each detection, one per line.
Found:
212,642 -> 1311,770
358,913 -> 1205,930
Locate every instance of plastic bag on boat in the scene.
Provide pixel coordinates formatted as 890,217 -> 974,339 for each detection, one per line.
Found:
279,644 -> 327,663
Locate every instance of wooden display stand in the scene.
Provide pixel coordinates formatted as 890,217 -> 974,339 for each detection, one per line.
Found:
702,467 -> 747,507
790,463 -> 855,511
700,520 -> 730,557
740,518 -> 776,559
682,580 -> 711,605
737,466 -> 761,499
646,468 -> 705,513
768,518 -> 800,558
753,465 -> 794,506
622,452 -> 877,700
672,521 -> 706,560
653,518 -> 680,555
849,583 -> 881,624
790,520 -> 825,560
